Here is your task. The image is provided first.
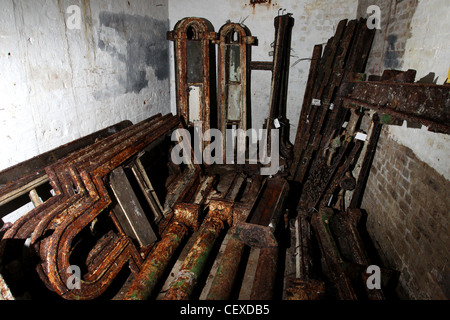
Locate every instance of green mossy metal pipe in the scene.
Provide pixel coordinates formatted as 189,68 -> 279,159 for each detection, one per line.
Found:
163,218 -> 224,300
123,222 -> 188,300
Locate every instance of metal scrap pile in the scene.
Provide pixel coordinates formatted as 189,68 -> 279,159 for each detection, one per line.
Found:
1,15 -> 448,301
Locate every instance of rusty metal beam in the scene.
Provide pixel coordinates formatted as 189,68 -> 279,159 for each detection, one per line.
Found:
339,81 -> 450,134
264,14 -> 295,160
311,207 -> 357,300
250,61 -> 273,71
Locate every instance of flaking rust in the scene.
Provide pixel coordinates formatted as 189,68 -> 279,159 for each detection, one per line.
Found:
163,199 -> 235,300
123,203 -> 200,300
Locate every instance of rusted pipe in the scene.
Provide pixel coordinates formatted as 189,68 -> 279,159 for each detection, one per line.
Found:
123,204 -> 200,300
163,199 -> 233,300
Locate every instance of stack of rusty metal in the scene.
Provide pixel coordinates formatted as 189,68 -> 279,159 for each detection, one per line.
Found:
284,18 -> 384,300
285,17 -> 449,300
0,114 -> 219,300
1,15 -> 448,301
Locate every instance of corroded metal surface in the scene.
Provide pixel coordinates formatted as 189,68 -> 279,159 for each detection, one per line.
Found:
285,278 -> 325,300
168,17 -> 217,134
311,208 -> 357,300
205,176 -> 264,300
0,114 -> 198,300
0,273 -> 14,300
264,14 -> 295,160
123,215 -> 192,300
163,199 -> 234,300
217,22 -> 256,163
339,81 -> 450,134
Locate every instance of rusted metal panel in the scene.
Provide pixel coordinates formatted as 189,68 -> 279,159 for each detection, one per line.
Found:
339,81 -> 450,134
168,18 -> 217,135
217,22 -> 256,163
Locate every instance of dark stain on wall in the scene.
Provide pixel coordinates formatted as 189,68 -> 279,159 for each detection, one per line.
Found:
383,34 -> 400,69
98,12 -> 169,94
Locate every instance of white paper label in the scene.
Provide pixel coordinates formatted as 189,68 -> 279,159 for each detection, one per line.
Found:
274,118 -> 281,128
329,103 -> 334,110
312,99 -> 321,106
355,132 -> 368,141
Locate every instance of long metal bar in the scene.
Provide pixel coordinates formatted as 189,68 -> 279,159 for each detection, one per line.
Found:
311,207 -> 357,300
123,204 -> 200,300
162,199 -> 234,300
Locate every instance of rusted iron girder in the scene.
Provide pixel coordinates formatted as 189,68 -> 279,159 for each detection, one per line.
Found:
265,14 -> 295,160
1,114 -> 195,300
311,207 -> 357,300
339,81 -> 450,134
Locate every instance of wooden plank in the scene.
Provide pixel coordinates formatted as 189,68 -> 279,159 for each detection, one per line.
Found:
290,44 -> 322,178
0,174 -> 49,207
109,166 -> 158,247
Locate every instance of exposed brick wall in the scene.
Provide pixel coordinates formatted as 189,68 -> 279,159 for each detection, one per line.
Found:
362,126 -> 450,299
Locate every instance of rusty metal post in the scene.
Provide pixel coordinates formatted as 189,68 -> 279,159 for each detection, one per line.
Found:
162,199 -> 234,300
311,207 -> 357,300
123,204 -> 200,300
